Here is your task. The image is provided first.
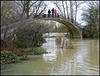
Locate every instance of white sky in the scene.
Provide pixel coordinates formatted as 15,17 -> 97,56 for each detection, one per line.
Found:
43,1 -> 99,26
45,2 -> 59,14
44,1 -> 85,26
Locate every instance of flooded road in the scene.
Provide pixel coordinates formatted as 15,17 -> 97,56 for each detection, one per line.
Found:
1,37 -> 99,75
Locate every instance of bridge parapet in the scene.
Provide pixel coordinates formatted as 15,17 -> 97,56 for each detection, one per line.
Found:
33,13 -> 78,26
34,14 -> 66,20
1,13 -> 82,39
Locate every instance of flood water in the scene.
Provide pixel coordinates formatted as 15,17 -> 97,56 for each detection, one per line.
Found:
1,34 -> 99,75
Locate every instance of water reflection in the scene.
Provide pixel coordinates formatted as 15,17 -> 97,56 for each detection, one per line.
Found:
42,38 -> 99,75
1,37 -> 99,75
42,38 -> 57,61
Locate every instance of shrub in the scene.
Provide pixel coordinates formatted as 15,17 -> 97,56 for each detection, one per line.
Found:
13,22 -> 47,48
1,51 -> 19,64
12,49 -> 24,56
27,47 -> 48,55
19,55 -> 29,60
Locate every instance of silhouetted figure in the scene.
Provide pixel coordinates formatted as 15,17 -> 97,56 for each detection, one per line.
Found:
52,8 -> 54,18
57,14 -> 59,18
54,9 -> 57,17
48,9 -> 51,17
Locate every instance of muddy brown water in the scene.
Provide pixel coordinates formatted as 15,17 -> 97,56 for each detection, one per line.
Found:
1,37 -> 99,75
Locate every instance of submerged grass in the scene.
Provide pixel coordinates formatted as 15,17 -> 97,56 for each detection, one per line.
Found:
26,47 -> 48,55
1,47 -> 48,64
1,51 -> 20,64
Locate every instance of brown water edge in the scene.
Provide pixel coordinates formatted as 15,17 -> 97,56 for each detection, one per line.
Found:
1,38 -> 99,75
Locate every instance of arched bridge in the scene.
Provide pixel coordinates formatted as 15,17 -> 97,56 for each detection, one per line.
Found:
36,18 -> 81,38
1,14 -> 82,39
34,14 -> 82,38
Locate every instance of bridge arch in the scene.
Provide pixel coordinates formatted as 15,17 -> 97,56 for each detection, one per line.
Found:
35,18 -> 82,38
1,18 -> 82,39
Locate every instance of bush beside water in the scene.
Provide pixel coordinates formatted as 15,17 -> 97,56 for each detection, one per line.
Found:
1,47 -> 48,64
1,21 -> 48,64
1,51 -> 19,64
27,47 -> 48,55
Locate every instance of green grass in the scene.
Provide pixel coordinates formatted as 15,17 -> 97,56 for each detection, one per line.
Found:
1,51 -> 20,64
1,47 -> 48,64
26,47 -> 48,55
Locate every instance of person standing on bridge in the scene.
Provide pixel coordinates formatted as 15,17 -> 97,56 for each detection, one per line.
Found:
52,8 -> 54,18
54,9 -> 57,17
48,9 -> 51,17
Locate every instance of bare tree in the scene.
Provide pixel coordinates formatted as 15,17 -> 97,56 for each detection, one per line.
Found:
69,1 -> 76,23
52,1 -> 63,15
74,1 -> 85,24
15,1 -> 37,19
34,1 -> 47,17
52,1 -> 85,24
1,1 -> 22,26
62,1 -> 66,20
16,1 -> 47,19
1,1 -> 23,40
65,1 -> 70,21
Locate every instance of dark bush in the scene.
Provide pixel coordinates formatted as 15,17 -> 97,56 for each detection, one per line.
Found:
13,22 -> 47,48
1,51 -> 19,64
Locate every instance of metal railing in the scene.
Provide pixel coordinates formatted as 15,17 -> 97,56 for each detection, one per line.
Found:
33,13 -> 66,20
33,13 -> 79,25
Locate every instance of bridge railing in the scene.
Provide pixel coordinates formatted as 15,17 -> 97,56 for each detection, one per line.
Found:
33,13 -> 66,20
33,13 -> 76,24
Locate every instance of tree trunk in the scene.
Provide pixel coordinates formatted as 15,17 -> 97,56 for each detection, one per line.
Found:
70,1 -> 73,23
75,1 -> 77,24
62,1 -> 66,20
65,1 -> 70,21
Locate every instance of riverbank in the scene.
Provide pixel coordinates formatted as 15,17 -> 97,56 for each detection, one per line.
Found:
1,47 -> 48,65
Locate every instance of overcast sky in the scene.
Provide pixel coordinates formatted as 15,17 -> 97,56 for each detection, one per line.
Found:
43,1 -> 99,26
